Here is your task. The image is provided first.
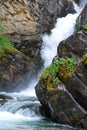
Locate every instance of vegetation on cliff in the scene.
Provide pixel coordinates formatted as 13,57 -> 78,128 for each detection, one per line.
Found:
82,23 -> 87,30
40,56 -> 77,90
0,14 -> 31,60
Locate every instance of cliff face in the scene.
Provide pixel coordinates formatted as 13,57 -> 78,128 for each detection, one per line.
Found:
0,0 -> 75,90
35,4 -> 87,129
2,0 -> 75,61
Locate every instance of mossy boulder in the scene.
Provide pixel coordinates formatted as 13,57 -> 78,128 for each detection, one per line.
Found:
39,57 -> 77,91
35,57 -> 86,127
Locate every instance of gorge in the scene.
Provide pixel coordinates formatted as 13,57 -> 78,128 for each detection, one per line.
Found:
0,0 -> 87,130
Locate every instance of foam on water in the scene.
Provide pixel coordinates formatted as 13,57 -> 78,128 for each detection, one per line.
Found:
41,0 -> 87,68
0,111 -> 41,122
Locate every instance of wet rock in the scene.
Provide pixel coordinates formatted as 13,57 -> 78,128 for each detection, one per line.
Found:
0,41 -> 32,91
76,4 -> 87,31
57,31 -> 87,59
35,83 -> 86,126
0,93 -> 12,104
65,62 -> 87,110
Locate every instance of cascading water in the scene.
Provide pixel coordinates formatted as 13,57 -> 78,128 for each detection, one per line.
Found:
41,0 -> 87,67
0,1 -> 87,130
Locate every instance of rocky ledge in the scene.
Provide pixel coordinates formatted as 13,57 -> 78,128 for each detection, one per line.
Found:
35,3 -> 87,129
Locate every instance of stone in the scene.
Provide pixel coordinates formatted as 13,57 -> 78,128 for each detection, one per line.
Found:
57,31 -> 87,59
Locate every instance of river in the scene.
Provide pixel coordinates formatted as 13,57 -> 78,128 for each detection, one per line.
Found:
0,0 -> 87,130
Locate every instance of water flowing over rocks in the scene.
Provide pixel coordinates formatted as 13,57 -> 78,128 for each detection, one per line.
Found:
35,3 -> 87,129
0,0 -> 76,90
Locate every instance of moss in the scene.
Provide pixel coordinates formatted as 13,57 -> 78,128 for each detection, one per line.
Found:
82,54 -> 87,65
82,23 -> 87,30
0,13 -> 31,61
40,56 -> 77,90
58,57 -> 77,83
0,34 -> 32,62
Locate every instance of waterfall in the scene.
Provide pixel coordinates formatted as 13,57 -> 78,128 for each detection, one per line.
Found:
0,0 -> 87,130
41,0 -> 87,68
41,13 -> 78,67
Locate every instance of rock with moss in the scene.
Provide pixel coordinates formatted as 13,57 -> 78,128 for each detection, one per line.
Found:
0,35 -> 32,91
35,56 -> 87,127
36,56 -> 87,128
66,55 -> 87,110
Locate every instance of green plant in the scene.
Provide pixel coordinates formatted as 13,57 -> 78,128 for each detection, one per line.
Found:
82,24 -> 87,30
0,35 -> 15,53
0,16 -> 31,60
40,56 -> 77,90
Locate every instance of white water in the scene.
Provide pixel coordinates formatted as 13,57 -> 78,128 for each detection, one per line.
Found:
41,0 -> 87,67
41,13 -> 78,67
0,0 -> 87,130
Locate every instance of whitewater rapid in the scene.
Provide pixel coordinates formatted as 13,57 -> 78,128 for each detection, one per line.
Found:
41,0 -> 87,67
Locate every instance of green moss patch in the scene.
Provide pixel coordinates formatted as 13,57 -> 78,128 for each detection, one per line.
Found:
40,56 -> 77,90
0,35 -> 31,61
0,35 -> 15,56
58,57 -> 77,83
82,23 -> 87,30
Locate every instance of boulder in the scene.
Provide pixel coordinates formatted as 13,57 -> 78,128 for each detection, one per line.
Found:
57,31 -> 87,59
35,56 -> 87,127
36,81 -> 86,127
65,57 -> 87,110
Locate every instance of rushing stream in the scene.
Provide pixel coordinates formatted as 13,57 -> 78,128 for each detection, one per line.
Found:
0,0 -> 87,130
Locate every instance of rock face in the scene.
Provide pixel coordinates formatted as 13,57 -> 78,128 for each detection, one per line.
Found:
0,36 -> 32,91
2,0 -> 75,63
35,3 -> 87,129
